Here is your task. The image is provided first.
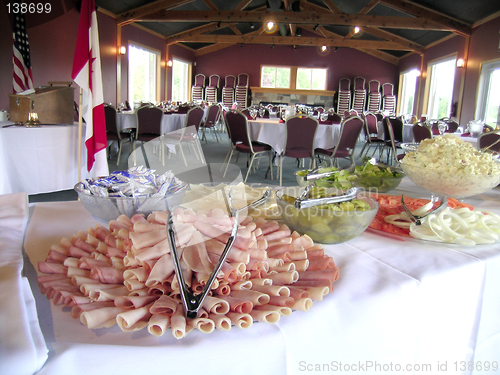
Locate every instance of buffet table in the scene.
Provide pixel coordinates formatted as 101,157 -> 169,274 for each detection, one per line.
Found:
248,118 -> 341,155
0,122 -> 108,195
2,178 -> 497,374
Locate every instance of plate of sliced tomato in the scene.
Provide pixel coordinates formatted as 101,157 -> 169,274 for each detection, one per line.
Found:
367,193 -> 475,239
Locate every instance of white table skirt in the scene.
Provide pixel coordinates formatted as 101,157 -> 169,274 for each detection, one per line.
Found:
117,112 -> 186,134
248,118 -> 341,155
16,179 -> 500,375
0,122 -> 108,195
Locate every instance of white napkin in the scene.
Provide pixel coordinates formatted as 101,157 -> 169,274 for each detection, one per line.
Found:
0,193 -> 48,375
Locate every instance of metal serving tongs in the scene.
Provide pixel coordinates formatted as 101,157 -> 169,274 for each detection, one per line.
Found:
294,185 -> 360,209
303,166 -> 343,182
166,188 -> 271,319
400,195 -> 448,225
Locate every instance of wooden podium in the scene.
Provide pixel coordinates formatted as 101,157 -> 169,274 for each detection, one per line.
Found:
9,82 -> 75,124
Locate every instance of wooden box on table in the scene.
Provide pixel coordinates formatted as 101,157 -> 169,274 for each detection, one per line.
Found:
8,83 -> 75,124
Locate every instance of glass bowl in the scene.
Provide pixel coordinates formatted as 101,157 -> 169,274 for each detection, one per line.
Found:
294,166 -> 357,189
400,135 -> 500,199
399,160 -> 500,199
352,162 -> 405,193
276,187 -> 378,244
75,183 -> 188,222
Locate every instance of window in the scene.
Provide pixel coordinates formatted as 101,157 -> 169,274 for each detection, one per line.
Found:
398,69 -> 419,115
128,43 -> 160,105
296,68 -> 327,90
425,56 -> 456,119
476,60 -> 500,128
260,66 -> 290,88
172,58 -> 191,102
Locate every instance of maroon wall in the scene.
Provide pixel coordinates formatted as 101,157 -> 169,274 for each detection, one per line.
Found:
461,16 -> 500,125
193,44 -> 399,93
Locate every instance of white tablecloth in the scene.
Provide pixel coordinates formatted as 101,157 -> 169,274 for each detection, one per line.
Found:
117,112 -> 186,134
17,179 -> 500,375
0,193 -> 47,375
0,122 -> 108,195
248,118 -> 341,155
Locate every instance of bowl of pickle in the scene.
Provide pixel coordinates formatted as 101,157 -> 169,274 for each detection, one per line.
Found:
294,166 -> 357,189
276,186 -> 379,244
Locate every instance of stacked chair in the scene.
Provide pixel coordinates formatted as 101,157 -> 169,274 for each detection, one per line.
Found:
222,75 -> 236,108
205,74 -> 220,103
337,78 -> 351,115
191,74 -> 205,102
382,83 -> 396,114
235,73 -> 249,109
351,76 -> 366,114
367,80 -> 381,113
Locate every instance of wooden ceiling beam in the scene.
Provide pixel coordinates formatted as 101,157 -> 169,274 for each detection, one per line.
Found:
363,26 -> 424,54
378,0 -> 471,36
202,0 -> 218,11
357,0 -> 380,15
177,34 -> 413,50
117,0 -> 195,26
194,43 -> 236,56
321,0 -> 342,14
138,10 -> 460,32
229,24 -> 242,35
357,48 -> 399,65
165,22 -> 231,45
234,0 -> 253,11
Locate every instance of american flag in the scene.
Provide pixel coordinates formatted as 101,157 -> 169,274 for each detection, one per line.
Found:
12,14 -> 34,93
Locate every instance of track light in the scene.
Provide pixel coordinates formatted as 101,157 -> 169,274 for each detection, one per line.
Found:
241,43 -> 244,47
313,24 -> 319,31
293,45 -> 297,49
271,44 -> 275,49
296,27 -> 302,37
250,23 -> 255,29
333,47 -> 338,52
216,21 -> 221,28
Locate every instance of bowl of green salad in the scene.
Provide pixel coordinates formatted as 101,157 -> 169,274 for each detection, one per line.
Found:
295,165 -> 358,189
353,159 -> 405,193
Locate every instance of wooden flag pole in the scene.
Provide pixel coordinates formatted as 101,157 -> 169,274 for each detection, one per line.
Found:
77,87 -> 83,184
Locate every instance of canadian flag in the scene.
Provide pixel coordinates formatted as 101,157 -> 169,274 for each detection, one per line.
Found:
71,0 -> 108,172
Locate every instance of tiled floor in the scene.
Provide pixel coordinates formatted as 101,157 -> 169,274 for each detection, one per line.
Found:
28,128 -> 367,203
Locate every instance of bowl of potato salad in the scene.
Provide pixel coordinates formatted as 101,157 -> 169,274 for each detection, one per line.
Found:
276,186 -> 378,244
400,134 -> 500,199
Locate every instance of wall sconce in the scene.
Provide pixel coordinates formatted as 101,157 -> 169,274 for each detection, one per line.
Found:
119,46 -> 126,55
167,60 -> 173,67
456,58 -> 465,68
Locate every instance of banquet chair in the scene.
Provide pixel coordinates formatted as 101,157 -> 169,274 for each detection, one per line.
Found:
315,115 -> 364,168
412,122 -> 433,143
200,104 -> 221,143
104,104 -> 132,166
382,116 -> 405,165
439,118 -> 459,133
223,109 -> 273,182
359,112 -> 385,158
478,132 -> 500,152
133,105 -> 163,168
163,106 -> 205,166
279,115 -> 319,186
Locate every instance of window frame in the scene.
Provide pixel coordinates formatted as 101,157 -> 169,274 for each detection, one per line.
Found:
422,54 -> 457,119
296,67 -> 328,91
260,65 -> 329,91
396,69 -> 419,115
127,42 -> 161,105
171,56 -> 192,103
475,58 -> 500,128
260,65 -> 291,89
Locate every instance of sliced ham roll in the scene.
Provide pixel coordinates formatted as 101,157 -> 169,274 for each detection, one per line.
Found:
145,253 -> 175,288
267,270 -> 299,284
63,257 -> 79,268
67,267 -> 90,278
298,268 -> 339,283
149,295 -> 179,316
299,286 -> 330,301
255,304 -> 292,316
209,314 -> 232,331
70,301 -> 116,319
114,295 -> 159,309
202,295 -> 230,315
123,267 -> 149,283
249,309 -> 280,324
189,318 -> 215,334
230,290 -> 270,306
147,314 -> 170,337
215,295 -> 253,314
38,261 -> 67,275
130,229 -> 168,250
116,303 -> 153,332
226,312 -> 253,329
170,306 -> 188,339
89,285 -> 129,302
90,266 -> 125,284
292,297 -> 313,312
80,306 -> 127,329
250,284 -> 290,297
